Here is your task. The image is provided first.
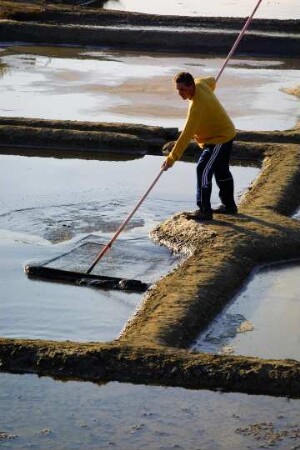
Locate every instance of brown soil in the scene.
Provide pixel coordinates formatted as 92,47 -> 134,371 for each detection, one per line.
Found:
282,85 -> 300,98
0,117 -> 177,155
0,339 -> 300,398
1,117 -> 299,160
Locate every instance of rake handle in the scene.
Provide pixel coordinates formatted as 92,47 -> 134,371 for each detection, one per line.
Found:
216,0 -> 263,82
86,168 -> 164,273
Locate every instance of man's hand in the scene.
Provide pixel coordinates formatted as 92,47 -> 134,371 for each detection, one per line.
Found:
161,159 -> 172,171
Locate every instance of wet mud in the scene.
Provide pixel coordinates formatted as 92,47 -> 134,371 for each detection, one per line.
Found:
0,339 -> 300,398
1,116 -> 299,161
1,2 -> 300,399
0,117 -> 177,155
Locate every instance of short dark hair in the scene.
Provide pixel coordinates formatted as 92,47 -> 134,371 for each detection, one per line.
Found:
174,72 -> 195,86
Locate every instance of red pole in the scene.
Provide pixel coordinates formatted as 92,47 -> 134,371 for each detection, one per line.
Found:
216,0 -> 263,82
87,169 -> 164,273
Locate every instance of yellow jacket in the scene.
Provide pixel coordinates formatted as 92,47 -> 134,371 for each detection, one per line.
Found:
166,77 -> 236,166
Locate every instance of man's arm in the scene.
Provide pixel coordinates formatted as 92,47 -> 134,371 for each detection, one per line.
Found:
162,107 -> 197,170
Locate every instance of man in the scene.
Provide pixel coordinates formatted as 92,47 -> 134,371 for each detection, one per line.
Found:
161,71 -> 237,221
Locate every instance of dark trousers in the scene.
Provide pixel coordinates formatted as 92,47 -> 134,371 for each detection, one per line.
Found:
196,139 -> 236,213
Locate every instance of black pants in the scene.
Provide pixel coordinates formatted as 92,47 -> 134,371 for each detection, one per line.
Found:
196,139 -> 236,213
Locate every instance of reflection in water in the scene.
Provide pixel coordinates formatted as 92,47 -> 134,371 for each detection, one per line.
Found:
0,62 -> 9,78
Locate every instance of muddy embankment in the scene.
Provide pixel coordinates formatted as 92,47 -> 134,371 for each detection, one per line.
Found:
1,116 -> 299,161
0,2 -> 300,56
1,2 -> 300,398
1,339 -> 300,398
0,116 -> 178,157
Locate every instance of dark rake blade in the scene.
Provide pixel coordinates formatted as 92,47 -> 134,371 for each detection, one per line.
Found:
24,265 -> 149,293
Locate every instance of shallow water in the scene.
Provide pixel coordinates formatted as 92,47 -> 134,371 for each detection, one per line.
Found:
0,152 -> 259,342
0,154 -> 257,237
0,372 -> 299,450
0,241 -> 139,342
103,0 -> 300,19
193,262 -> 300,361
0,45 -> 299,130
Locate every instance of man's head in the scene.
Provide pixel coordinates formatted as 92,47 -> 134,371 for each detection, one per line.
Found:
174,72 -> 195,100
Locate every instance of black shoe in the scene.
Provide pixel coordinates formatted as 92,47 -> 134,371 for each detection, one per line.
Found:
213,205 -> 238,214
184,210 -> 213,221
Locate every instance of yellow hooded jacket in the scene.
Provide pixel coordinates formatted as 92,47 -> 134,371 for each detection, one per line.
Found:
166,76 -> 236,167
